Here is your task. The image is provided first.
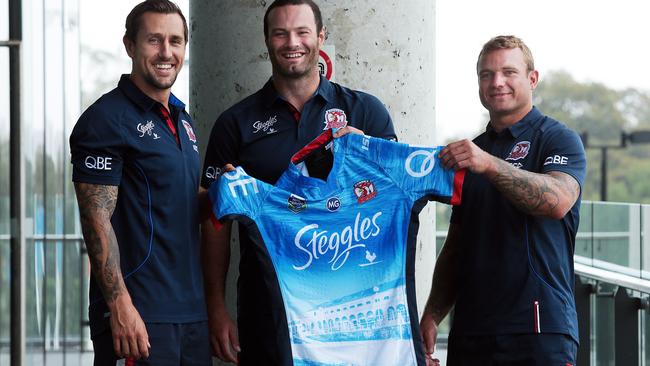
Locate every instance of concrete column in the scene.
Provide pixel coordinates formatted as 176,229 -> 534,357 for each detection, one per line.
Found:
190,2 -> 437,361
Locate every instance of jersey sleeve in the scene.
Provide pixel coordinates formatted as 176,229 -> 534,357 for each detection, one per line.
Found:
69,106 -> 125,186
370,137 -> 464,205
540,126 -> 587,188
201,110 -> 242,189
208,166 -> 269,225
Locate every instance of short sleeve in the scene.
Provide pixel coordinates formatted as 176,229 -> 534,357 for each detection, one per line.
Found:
540,126 -> 587,188
201,111 -> 242,189
368,137 -> 464,205
359,93 -> 397,141
208,167 -> 269,221
69,106 -> 124,186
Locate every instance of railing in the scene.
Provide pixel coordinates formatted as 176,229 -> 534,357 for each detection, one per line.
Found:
435,200 -> 650,366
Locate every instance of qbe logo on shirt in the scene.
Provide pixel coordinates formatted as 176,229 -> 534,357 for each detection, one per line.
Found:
405,149 -> 437,178
85,156 -> 112,171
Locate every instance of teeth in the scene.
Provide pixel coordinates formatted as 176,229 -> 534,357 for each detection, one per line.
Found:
155,64 -> 172,69
285,53 -> 302,58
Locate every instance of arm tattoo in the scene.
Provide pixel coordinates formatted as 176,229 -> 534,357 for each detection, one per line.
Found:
74,183 -> 125,304
490,158 -> 579,216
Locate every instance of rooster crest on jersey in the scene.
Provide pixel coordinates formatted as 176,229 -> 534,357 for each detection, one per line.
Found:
353,180 -> 377,203
506,141 -> 531,161
182,120 -> 197,143
323,108 -> 348,130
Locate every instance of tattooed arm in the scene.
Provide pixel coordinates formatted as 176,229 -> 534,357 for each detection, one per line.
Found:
74,182 -> 150,359
439,139 -> 580,219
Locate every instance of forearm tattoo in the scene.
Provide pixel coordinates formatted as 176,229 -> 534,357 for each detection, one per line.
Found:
74,183 -> 125,304
491,159 -> 578,216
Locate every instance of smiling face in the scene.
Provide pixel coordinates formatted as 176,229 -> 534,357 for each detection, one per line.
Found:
124,11 -> 186,99
265,4 -> 324,80
477,47 -> 538,127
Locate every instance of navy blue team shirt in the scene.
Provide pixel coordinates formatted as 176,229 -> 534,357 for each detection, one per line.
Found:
201,76 -> 397,365
70,75 -> 206,338
450,107 -> 586,344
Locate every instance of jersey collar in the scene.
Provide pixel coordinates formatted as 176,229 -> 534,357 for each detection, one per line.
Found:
486,106 -> 543,139
118,74 -> 186,113
261,75 -> 334,108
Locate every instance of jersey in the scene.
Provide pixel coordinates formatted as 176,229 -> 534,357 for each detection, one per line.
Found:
70,75 -> 206,337
208,131 -> 464,366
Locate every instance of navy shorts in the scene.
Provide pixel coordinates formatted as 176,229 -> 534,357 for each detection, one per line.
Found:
447,333 -> 577,366
92,321 -> 211,366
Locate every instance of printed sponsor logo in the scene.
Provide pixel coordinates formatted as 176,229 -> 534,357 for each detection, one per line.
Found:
288,194 -> 307,213
544,155 -> 569,166
137,121 -> 156,138
510,162 -> 523,169
223,167 -> 258,198
84,156 -> 112,170
361,136 -> 370,151
323,108 -> 348,130
353,180 -> 377,204
506,141 -> 531,161
182,120 -> 197,143
405,149 -> 437,178
204,166 -> 222,180
326,197 -> 341,212
293,211 -> 383,271
252,115 -> 278,134
359,250 -> 381,267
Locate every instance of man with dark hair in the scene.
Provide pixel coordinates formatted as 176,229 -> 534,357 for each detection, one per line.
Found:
70,1 -> 210,364
201,0 -> 396,364
420,35 -> 586,365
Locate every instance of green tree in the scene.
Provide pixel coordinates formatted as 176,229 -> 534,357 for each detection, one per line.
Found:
534,70 -> 650,203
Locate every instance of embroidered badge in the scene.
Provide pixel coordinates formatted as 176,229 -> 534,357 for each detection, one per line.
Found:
288,194 -> 307,213
323,108 -> 348,130
506,141 -> 531,161
182,120 -> 197,143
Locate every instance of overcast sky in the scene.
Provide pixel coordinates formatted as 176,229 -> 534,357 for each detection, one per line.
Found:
79,0 -> 650,144
435,0 -> 650,143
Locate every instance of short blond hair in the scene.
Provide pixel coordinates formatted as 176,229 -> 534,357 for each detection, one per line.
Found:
477,35 -> 535,73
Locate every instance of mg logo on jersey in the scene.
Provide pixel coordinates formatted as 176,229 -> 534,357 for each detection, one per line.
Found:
506,141 -> 531,161
353,180 -> 377,203
293,211 -> 383,271
182,120 -> 197,143
323,108 -> 348,130
405,149 -> 437,178
223,167 -> 259,198
326,197 -> 341,212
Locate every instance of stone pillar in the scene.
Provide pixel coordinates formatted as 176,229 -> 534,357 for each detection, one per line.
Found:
191,2 -> 437,362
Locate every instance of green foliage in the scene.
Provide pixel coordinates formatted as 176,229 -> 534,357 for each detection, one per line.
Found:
534,70 -> 650,203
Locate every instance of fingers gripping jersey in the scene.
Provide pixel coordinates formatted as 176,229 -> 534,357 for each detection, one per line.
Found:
209,133 -> 464,366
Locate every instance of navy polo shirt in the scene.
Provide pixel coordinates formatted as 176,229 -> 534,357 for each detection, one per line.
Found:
449,107 -> 586,343
201,76 -> 396,365
70,75 -> 206,338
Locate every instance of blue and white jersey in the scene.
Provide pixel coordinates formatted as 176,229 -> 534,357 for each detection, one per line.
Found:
209,132 -> 464,366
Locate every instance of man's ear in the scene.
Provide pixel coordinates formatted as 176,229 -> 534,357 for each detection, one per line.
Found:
123,36 -> 135,59
529,69 -> 539,90
318,26 -> 326,47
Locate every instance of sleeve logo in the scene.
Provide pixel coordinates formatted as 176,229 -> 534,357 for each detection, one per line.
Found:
505,141 -> 531,161
223,167 -> 259,198
84,156 -> 112,170
288,194 -> 308,213
405,149 -> 437,178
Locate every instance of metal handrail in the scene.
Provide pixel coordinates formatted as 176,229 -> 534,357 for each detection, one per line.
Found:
575,262 -> 650,294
